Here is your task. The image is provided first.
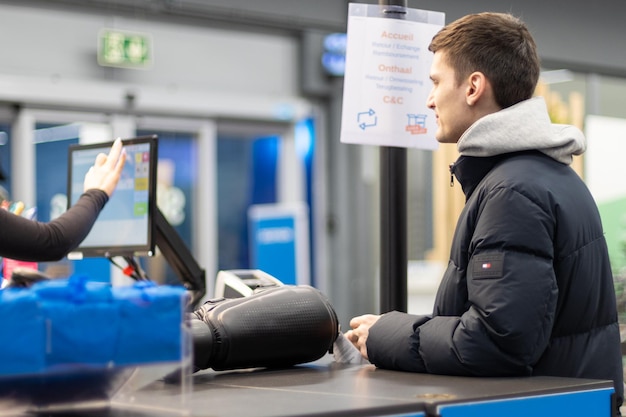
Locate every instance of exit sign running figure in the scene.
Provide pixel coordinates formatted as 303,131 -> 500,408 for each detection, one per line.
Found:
98,29 -> 152,69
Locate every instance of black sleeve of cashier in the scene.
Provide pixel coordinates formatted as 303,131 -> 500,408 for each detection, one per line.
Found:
367,311 -> 430,373
0,189 -> 108,262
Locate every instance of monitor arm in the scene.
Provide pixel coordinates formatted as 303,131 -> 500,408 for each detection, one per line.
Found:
154,207 -> 206,309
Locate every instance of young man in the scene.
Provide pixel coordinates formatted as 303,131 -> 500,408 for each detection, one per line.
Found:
345,12 -> 624,410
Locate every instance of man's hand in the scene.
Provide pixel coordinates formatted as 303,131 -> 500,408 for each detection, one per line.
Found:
344,314 -> 381,360
83,138 -> 126,197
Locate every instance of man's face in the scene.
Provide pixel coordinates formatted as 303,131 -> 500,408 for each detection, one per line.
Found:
426,51 -> 474,144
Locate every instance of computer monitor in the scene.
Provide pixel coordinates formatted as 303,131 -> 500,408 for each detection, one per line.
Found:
66,135 -> 158,259
66,135 -> 206,307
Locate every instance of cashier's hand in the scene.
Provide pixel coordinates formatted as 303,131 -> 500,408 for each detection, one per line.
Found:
83,138 -> 126,197
344,314 -> 381,360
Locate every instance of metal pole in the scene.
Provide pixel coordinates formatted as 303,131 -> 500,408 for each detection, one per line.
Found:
379,0 -> 407,314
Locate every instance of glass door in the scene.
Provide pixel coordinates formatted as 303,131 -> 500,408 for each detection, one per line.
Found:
33,122 -> 111,281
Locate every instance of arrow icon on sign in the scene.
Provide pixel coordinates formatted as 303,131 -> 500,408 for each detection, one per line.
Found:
357,109 -> 377,130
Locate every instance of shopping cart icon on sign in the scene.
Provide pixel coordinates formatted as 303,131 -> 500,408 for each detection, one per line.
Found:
405,114 -> 427,135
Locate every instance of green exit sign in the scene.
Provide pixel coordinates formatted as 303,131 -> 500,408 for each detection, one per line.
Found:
98,29 -> 152,69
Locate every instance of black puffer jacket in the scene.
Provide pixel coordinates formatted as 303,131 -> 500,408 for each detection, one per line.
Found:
367,98 -> 623,409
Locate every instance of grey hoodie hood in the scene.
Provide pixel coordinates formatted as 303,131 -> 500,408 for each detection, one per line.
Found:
456,96 -> 585,165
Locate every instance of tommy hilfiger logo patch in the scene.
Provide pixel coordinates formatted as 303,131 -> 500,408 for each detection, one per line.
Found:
472,253 -> 504,278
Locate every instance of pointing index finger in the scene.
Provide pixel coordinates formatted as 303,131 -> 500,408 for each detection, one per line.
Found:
104,138 -> 124,169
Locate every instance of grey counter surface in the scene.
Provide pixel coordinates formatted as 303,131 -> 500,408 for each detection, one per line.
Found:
110,357 -> 614,417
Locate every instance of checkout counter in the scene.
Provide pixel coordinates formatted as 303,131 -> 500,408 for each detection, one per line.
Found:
117,355 -> 615,417
0,271 -> 617,417
117,271 -> 616,417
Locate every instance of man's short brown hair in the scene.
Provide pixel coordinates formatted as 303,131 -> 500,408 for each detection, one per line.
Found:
428,12 -> 540,109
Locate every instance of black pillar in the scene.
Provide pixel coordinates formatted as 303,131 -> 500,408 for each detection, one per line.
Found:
378,0 -> 408,314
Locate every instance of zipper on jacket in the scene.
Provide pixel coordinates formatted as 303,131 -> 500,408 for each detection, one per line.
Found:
449,163 -> 455,187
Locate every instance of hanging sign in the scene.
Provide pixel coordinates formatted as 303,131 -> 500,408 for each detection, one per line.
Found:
340,3 -> 444,149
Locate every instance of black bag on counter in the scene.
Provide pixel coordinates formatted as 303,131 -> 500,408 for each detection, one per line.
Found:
190,285 -> 339,372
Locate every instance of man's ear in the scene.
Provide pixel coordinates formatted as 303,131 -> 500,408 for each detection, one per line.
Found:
465,72 -> 488,106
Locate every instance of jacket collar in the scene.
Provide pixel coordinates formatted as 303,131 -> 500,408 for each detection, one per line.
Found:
451,151 -> 547,199
449,154 -> 506,200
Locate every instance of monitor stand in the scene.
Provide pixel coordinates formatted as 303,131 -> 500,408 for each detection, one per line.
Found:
154,208 -> 206,309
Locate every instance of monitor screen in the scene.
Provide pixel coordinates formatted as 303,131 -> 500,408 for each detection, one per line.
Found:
66,135 -> 158,259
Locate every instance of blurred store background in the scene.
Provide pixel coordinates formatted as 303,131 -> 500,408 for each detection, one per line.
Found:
0,0 -> 625,338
